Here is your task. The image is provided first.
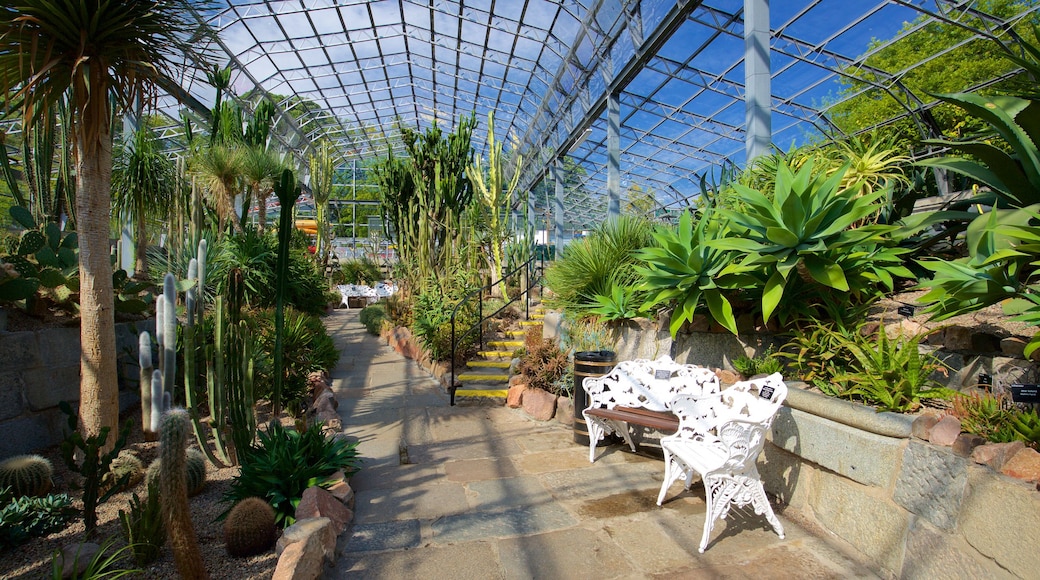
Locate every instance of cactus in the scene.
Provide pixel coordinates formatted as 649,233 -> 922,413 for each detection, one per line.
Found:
103,451 -> 144,493
162,273 -> 177,402
139,332 -> 155,438
158,409 -> 208,579
0,454 -> 53,497
223,497 -> 277,557
146,447 -> 207,497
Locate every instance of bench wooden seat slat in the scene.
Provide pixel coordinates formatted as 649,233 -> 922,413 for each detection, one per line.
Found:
584,406 -> 678,432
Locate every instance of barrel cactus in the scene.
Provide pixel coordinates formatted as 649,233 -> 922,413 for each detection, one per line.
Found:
223,497 -> 277,557
0,454 -> 53,497
146,447 -> 207,497
103,451 -> 144,493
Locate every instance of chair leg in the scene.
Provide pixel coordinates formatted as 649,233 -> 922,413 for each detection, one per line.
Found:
657,449 -> 676,506
698,474 -> 717,553
749,479 -> 785,540
586,415 -> 604,463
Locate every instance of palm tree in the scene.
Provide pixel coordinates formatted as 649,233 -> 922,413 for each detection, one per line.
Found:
240,145 -> 283,232
0,1 -> 211,443
113,125 -> 175,278
193,143 -> 244,234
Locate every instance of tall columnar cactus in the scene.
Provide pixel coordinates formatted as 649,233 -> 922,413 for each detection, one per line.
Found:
159,409 -> 208,580
273,169 -> 301,416
465,110 -> 523,299
139,332 -> 154,438
162,273 -> 177,402
0,454 -> 53,497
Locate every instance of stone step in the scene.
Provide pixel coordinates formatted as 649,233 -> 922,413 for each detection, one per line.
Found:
457,372 -> 510,383
504,329 -> 526,337
453,386 -> 508,405
467,360 -> 510,369
486,340 -> 523,349
477,350 -> 515,359
519,320 -> 543,327
529,313 -> 545,320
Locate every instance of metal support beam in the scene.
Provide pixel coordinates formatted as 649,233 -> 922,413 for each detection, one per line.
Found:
744,0 -> 771,162
607,92 -> 621,219
553,161 -> 565,258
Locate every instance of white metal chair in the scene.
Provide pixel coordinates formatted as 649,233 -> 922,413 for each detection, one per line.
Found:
656,373 -> 787,552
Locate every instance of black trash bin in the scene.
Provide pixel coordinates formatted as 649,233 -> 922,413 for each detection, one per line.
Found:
572,350 -> 616,445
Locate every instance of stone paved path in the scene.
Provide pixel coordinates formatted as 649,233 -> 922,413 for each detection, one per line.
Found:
324,309 -> 877,579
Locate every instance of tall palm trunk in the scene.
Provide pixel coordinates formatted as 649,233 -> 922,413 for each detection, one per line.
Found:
75,94 -> 119,443
135,201 -> 149,278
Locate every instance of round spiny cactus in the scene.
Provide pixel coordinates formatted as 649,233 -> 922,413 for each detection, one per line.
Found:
103,451 -> 144,493
0,454 -> 53,497
146,447 -> 207,497
224,497 -> 277,557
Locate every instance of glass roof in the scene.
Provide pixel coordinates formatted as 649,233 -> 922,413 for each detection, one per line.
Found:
91,1 -> 1040,230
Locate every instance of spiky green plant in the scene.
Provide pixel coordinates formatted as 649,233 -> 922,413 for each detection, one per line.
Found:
118,481 -> 165,566
832,328 -> 952,413
159,409 -> 208,579
544,214 -> 654,318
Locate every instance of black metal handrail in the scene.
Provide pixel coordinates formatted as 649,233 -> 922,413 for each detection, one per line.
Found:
449,255 -> 543,405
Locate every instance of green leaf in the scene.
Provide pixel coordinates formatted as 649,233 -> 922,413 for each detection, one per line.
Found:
803,255 -> 849,291
115,298 -> 149,314
761,270 -> 786,323
0,278 -> 38,301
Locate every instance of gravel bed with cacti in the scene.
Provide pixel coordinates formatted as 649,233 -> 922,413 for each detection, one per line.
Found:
0,415 -> 280,579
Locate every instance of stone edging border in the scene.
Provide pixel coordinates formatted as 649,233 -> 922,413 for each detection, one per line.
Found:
267,371 -> 356,579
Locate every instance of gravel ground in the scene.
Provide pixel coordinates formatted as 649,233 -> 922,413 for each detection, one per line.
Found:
0,417 -> 279,579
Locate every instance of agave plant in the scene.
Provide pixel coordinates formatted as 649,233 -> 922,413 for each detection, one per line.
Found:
918,93 -> 1040,209
711,159 -> 909,323
634,210 -> 744,335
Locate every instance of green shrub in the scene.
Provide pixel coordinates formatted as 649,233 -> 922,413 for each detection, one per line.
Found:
250,307 -> 339,413
117,481 -> 165,566
340,257 -> 383,285
359,304 -> 387,335
732,347 -> 783,377
0,488 -> 76,549
411,288 -> 478,362
222,421 -> 361,527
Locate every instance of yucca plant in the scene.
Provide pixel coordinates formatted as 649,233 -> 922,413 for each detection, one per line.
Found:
712,159 -> 910,323
832,328 -> 952,413
635,210 -> 745,335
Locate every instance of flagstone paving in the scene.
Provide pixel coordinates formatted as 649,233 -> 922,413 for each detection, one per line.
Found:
324,309 -> 877,579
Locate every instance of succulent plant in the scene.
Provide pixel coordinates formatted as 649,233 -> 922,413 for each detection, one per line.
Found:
0,454 -> 53,497
159,409 -> 207,579
103,451 -> 144,493
223,497 -> 277,557
146,447 -> 207,497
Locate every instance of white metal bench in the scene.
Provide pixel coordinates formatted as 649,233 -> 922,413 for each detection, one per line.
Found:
581,356 -> 721,463
656,373 -> 788,552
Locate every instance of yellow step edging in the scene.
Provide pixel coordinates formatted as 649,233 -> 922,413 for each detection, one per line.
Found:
477,350 -> 515,358
487,340 -> 523,348
468,360 -> 510,369
458,373 -> 510,382
454,389 -> 508,398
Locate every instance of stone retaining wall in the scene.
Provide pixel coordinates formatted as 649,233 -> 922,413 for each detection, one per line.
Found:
762,406 -> 1039,578
0,320 -> 153,458
542,312 -> 1040,577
